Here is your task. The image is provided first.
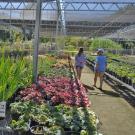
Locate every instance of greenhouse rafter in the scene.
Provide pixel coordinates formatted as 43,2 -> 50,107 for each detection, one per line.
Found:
1,18 -> 133,37
0,0 -> 135,37
0,0 -> 135,11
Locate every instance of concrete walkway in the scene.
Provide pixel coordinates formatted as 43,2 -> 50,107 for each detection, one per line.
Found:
81,66 -> 135,135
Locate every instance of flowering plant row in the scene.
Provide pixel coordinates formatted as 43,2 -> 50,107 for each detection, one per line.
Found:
38,56 -> 71,78
19,76 -> 91,107
10,101 -> 98,134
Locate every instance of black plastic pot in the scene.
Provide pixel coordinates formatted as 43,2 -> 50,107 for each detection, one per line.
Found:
6,88 -> 22,109
112,72 -> 116,77
13,130 -> 29,135
119,76 -> 123,81
122,76 -> 127,84
128,78 -> 132,85
114,74 -> 118,79
111,71 -> 114,76
65,131 -> 80,135
30,120 -> 39,127
117,75 -> 121,80
11,113 -> 20,121
133,83 -> 135,89
125,77 -> 128,83
106,69 -> 110,74
30,125 -> 44,135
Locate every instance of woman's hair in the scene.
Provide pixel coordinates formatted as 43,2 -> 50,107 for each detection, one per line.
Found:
78,47 -> 84,56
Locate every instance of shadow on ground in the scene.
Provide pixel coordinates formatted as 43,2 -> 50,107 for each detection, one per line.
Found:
83,84 -> 95,91
105,78 -> 135,107
100,89 -> 120,97
83,83 -> 120,97
88,90 -> 120,97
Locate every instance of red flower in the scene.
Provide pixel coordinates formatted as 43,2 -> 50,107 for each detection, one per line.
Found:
19,76 -> 91,107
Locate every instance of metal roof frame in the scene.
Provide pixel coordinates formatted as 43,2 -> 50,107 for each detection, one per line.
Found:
0,0 -> 135,11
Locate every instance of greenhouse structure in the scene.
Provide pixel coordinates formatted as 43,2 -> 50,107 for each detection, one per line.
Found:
0,0 -> 135,135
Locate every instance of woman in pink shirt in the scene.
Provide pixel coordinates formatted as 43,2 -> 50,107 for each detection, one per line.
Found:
75,48 -> 86,80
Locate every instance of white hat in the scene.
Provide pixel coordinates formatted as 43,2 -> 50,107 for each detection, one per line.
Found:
97,48 -> 104,53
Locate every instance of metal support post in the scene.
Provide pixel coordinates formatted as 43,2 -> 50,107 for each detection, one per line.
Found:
55,10 -> 60,51
33,0 -> 42,83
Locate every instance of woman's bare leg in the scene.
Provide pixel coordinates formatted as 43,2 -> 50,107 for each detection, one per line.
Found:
94,72 -> 98,87
79,68 -> 83,80
76,68 -> 79,78
76,67 -> 80,79
99,72 -> 104,89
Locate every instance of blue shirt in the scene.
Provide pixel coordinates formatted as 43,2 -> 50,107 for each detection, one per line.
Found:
95,55 -> 107,72
75,54 -> 86,68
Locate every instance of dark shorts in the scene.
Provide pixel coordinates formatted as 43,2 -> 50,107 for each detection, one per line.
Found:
95,70 -> 105,74
94,67 -> 105,73
76,66 -> 83,69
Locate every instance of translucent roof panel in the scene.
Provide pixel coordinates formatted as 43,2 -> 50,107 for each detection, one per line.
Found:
0,0 -> 135,38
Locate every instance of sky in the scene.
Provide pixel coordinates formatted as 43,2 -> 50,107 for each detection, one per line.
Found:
66,0 -> 135,2
0,0 -> 135,21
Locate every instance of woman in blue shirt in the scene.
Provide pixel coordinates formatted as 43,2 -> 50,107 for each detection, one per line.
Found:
94,49 -> 107,90
75,48 -> 86,80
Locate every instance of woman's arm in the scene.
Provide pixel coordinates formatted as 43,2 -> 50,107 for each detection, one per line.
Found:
105,56 -> 107,69
95,56 -> 99,70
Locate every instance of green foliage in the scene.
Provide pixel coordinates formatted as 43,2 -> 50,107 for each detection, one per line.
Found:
10,119 -> 29,132
0,55 -> 32,101
125,41 -> 135,49
84,39 -> 92,48
90,38 -> 122,51
63,50 -> 77,57
56,36 -> 65,49
107,61 -> 135,82
40,36 -> 50,43
0,25 -> 24,42
77,38 -> 84,47
55,36 -> 92,51
11,30 -> 23,43
64,45 -> 76,51
10,102 -> 98,134
0,41 -> 9,47
64,36 -> 93,51
65,36 -> 84,49
38,56 -> 71,77
65,36 -> 77,48
38,56 -> 57,76
0,30 -> 10,42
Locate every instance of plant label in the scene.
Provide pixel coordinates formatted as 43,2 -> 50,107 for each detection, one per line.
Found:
0,101 -> 6,117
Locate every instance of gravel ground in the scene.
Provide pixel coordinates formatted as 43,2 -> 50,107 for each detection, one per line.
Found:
81,66 -> 135,135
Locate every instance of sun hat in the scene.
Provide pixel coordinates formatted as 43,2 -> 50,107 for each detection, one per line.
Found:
97,48 -> 104,53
